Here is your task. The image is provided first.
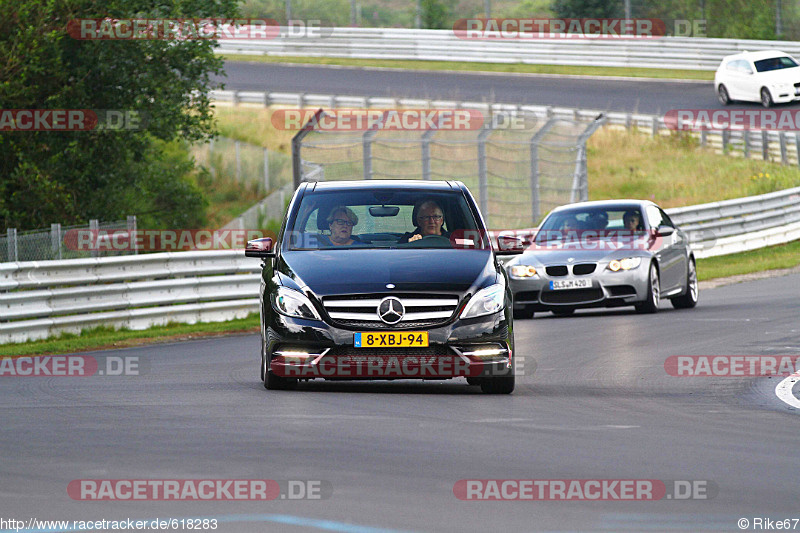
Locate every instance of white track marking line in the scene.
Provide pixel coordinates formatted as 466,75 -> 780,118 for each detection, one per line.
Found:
775,372 -> 800,409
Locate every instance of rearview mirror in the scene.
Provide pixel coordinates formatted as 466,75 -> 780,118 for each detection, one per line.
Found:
369,205 -> 400,217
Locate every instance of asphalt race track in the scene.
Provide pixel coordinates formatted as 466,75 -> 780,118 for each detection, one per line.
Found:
216,61 -> 769,115
2,273 -> 799,532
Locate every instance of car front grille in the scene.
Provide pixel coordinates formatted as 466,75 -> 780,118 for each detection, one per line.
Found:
545,265 -> 568,277
572,263 -> 597,275
540,288 -> 604,304
322,293 -> 460,329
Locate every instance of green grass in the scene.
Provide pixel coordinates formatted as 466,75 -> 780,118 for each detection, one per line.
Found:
219,53 -> 715,81
697,240 -> 800,281
588,128 -> 800,209
0,315 -> 260,357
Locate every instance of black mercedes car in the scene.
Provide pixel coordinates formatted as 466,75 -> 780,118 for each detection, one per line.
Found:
245,180 -> 519,394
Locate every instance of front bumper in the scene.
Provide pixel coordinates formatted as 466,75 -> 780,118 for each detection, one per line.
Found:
265,310 -> 513,380
510,267 -> 649,311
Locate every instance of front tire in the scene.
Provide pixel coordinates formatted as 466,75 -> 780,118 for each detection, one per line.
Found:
718,84 -> 731,105
761,87 -> 774,108
635,263 -> 660,314
480,375 -> 515,394
671,257 -> 698,309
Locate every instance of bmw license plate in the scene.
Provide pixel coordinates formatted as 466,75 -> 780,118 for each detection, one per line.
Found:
550,279 -> 591,290
354,332 -> 429,348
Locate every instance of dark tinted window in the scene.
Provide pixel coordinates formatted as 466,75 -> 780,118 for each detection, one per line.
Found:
287,189 -> 488,250
754,56 -> 798,72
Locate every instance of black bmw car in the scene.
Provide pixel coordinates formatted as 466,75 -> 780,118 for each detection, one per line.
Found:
245,180 -> 518,394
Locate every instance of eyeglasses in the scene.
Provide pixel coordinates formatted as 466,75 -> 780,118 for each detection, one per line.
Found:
332,218 -> 355,227
418,215 -> 443,222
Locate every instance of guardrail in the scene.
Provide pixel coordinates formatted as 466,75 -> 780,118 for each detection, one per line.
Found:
2,184 -> 799,344
666,186 -> 800,257
0,251 -> 261,344
216,29 -> 800,71
211,89 -> 800,168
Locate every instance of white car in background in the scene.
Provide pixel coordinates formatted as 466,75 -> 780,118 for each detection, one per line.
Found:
714,50 -> 800,107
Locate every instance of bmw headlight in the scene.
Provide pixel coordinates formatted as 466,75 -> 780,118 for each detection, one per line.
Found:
509,265 -> 538,278
272,287 -> 321,320
607,257 -> 642,272
460,283 -> 505,319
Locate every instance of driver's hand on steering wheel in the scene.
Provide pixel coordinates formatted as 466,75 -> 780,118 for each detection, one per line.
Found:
409,234 -> 422,242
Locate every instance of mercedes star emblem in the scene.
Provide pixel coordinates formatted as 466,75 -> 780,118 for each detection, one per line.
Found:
378,297 -> 404,324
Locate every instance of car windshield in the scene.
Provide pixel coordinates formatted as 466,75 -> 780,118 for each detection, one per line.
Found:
754,56 -> 799,72
535,205 -> 647,244
286,188 -> 490,250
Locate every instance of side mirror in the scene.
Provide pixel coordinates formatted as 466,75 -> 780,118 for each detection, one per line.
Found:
656,225 -> 675,237
245,237 -> 275,258
495,233 -> 525,255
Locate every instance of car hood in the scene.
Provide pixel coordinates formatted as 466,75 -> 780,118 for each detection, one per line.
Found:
280,249 -> 497,296
759,68 -> 800,84
515,246 -> 649,265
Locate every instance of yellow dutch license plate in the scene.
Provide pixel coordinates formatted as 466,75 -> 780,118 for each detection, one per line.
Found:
354,331 -> 429,348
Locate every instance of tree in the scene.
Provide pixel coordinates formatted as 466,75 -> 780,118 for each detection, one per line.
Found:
421,0 -> 453,29
0,0 -> 238,230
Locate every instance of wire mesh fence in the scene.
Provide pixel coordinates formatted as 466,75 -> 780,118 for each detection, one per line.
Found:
294,111 -> 606,229
1,218 -> 133,263
191,137 -> 293,198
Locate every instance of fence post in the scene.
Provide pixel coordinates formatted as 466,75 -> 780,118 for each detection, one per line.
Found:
50,223 -> 62,260
762,130 -> 769,161
263,92 -> 271,107
232,91 -> 240,106
795,133 -> 800,169
651,116 -> 658,137
529,119 -> 557,225
477,127 -> 492,226
263,148 -> 270,191
127,215 -> 138,255
8,228 -> 18,262
722,129 -> 729,152
744,131 -> 750,158
363,129 -> 377,180
700,129 -> 707,147
235,140 -> 242,181
209,138 -> 216,178
89,219 -> 99,258
780,132 -> 788,165
421,129 -> 435,180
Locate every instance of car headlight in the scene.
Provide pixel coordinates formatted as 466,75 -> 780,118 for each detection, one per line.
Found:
509,265 -> 538,278
607,257 -> 642,272
272,287 -> 321,320
460,283 -> 505,319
